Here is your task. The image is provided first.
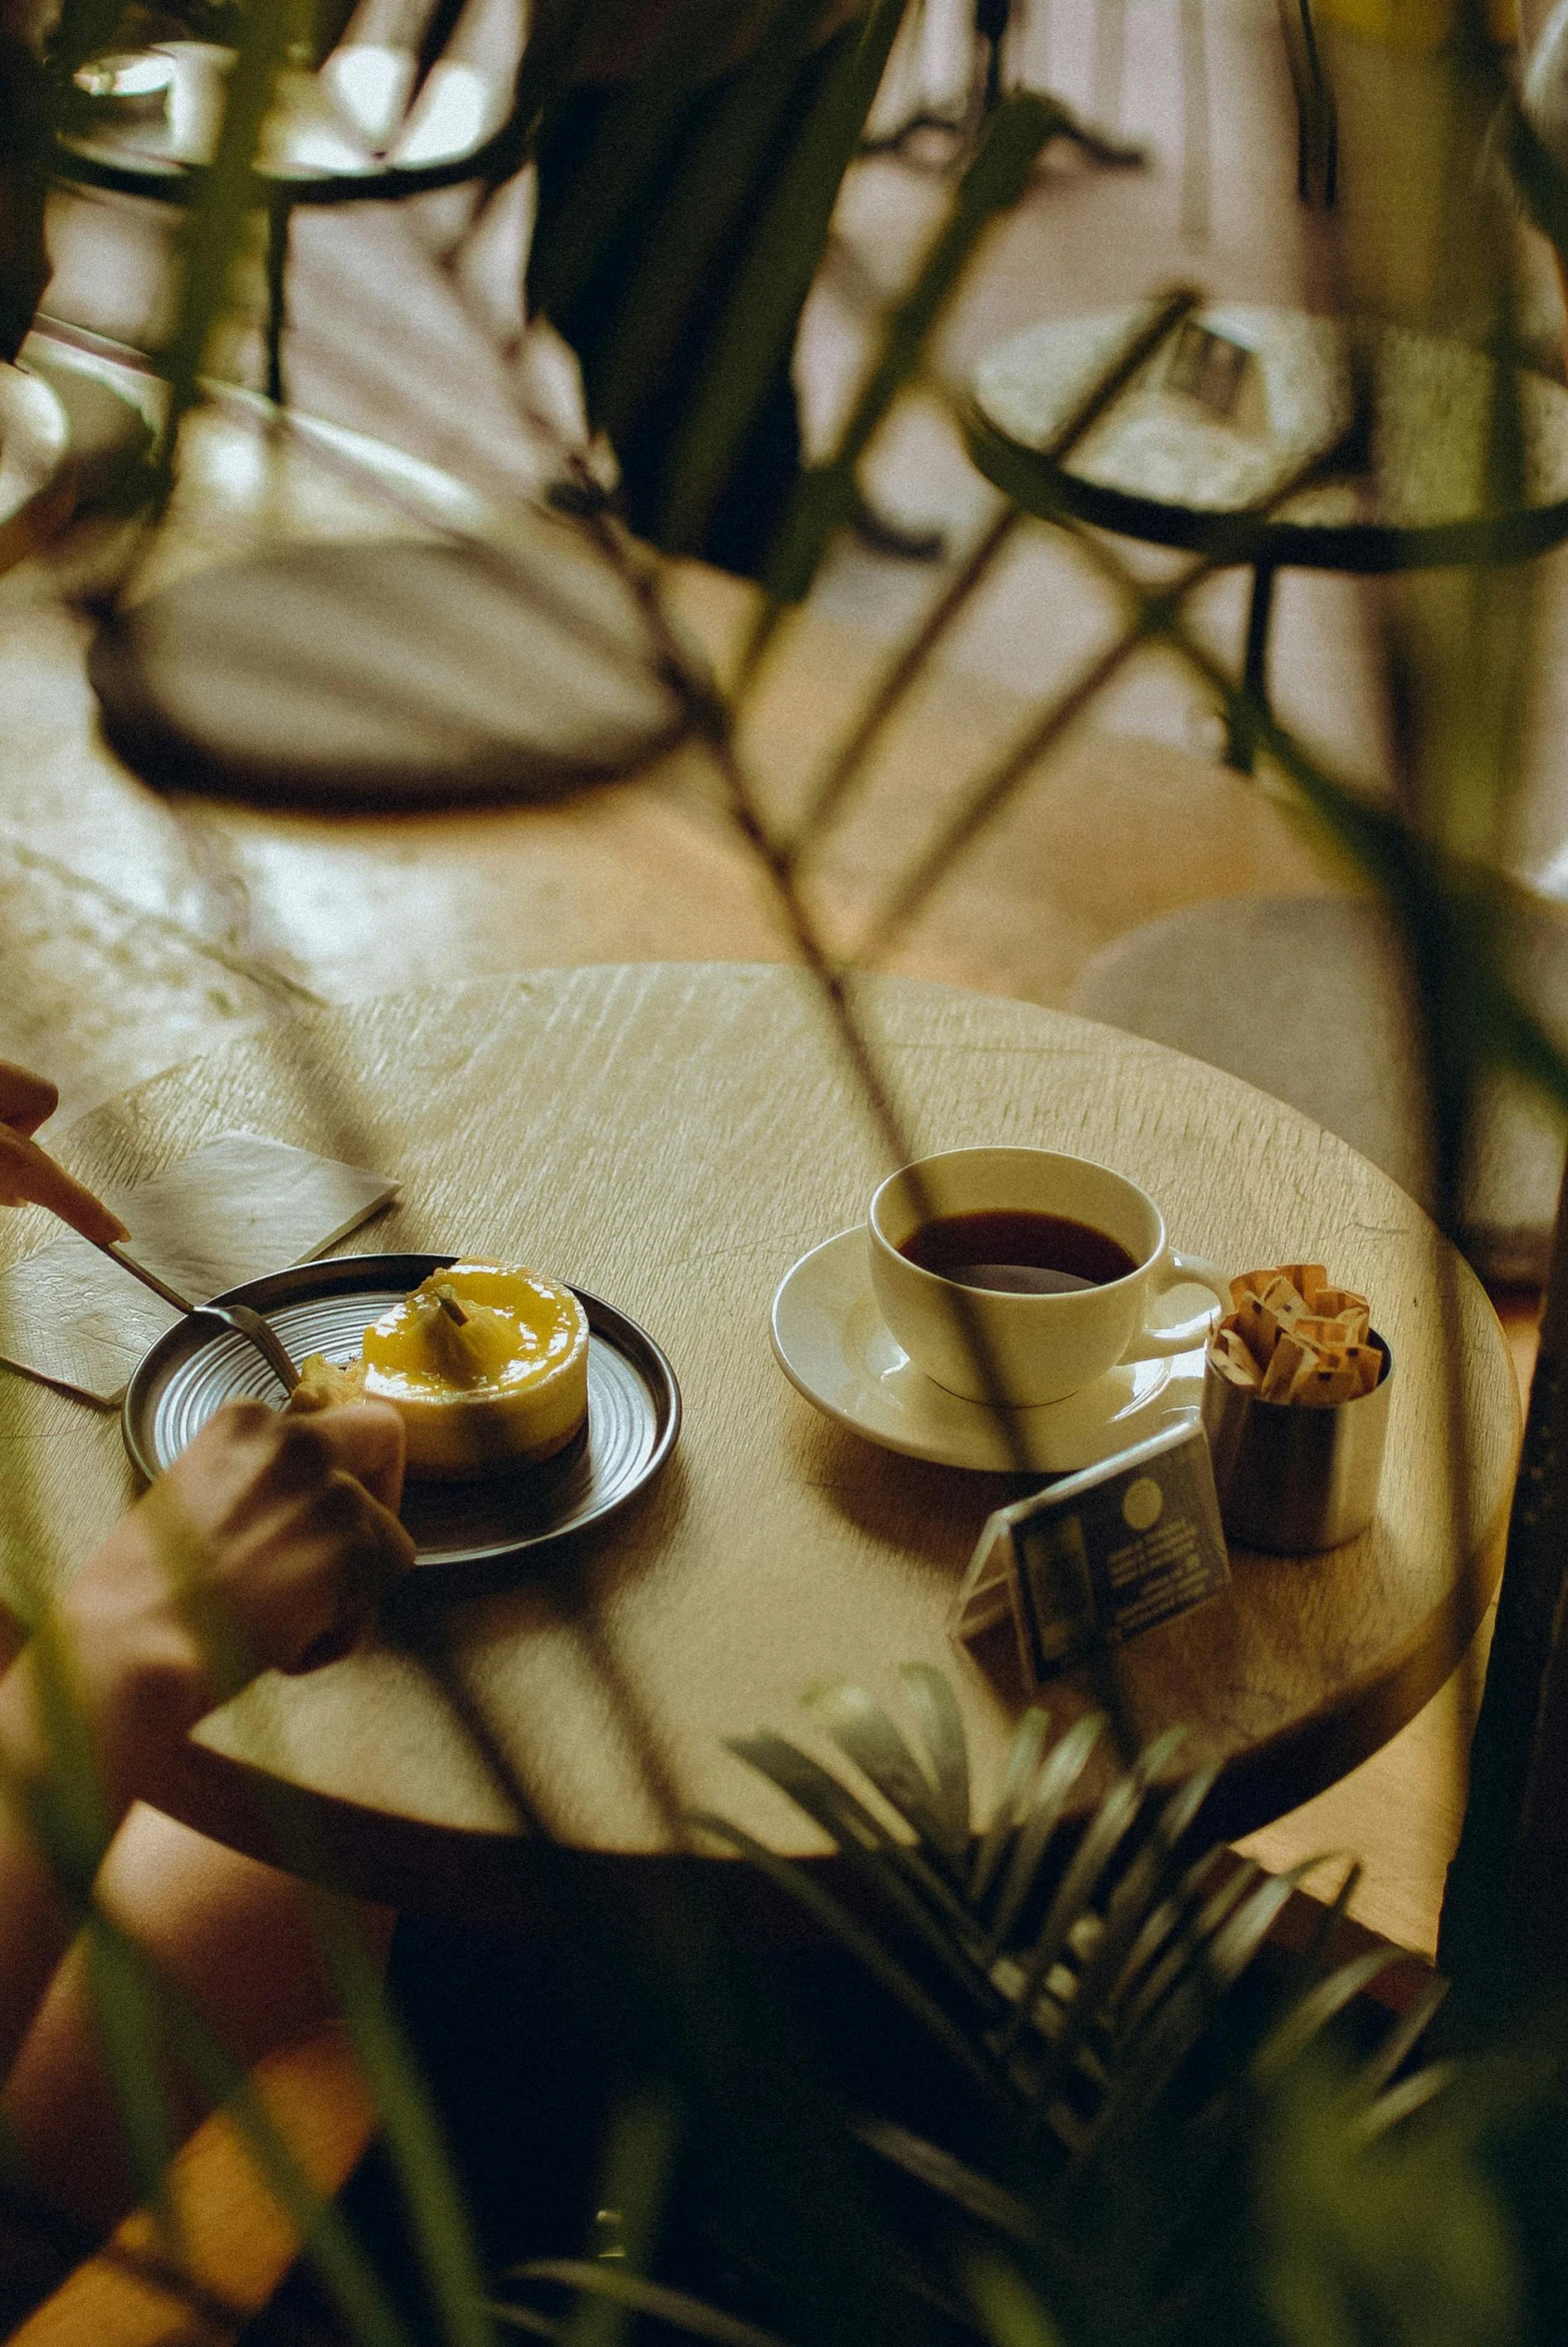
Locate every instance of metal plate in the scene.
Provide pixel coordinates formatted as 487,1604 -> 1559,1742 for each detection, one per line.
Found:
122,1253 -> 680,1591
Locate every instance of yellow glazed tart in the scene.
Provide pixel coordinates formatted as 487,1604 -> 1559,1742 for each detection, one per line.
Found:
292,1260 -> 590,1480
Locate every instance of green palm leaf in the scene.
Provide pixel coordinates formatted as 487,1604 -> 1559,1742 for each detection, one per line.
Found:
996,1728 -> 1188,2059
725,1730 -> 1005,2018
690,1808 -> 1005,2102
1023,1765 -> 1219,2113
899,1662 -> 971,1851
969,1706 -> 1050,1906
502,2261 -> 791,2347
803,1676 -> 965,1864
985,1712 -> 1105,1957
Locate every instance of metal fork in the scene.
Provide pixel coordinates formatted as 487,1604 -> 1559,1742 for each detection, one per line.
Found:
93,1239 -> 302,1396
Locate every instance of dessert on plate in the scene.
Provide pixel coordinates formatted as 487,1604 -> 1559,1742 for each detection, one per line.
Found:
290,1258 -> 590,1478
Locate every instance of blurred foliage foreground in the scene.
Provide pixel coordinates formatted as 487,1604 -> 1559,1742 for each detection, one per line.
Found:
11,0 -> 1568,2342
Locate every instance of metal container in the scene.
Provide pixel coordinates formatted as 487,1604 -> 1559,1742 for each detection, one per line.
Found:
1200,1331 -> 1392,1553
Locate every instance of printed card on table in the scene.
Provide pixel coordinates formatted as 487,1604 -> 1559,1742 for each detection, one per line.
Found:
954,1416 -> 1231,1686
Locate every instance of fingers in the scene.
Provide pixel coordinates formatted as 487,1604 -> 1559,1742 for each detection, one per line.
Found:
165,1401 -> 413,1679
0,1128 -> 129,1244
0,1061 -> 58,1137
46,1398 -> 413,1818
297,1399 -> 409,1516
273,1471 -> 414,1675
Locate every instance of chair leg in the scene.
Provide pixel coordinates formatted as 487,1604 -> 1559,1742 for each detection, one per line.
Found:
860,0 -> 1145,174
1226,561 -> 1276,773
265,199 -> 292,408
1293,0 -> 1338,208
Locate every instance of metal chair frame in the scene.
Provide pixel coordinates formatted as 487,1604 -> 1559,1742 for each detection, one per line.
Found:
53,23 -> 529,402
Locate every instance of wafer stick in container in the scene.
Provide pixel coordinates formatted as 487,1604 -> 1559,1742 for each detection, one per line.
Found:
1210,1325 -> 1261,1386
1260,1331 -> 1312,1401
1260,1275 -> 1309,1326
1303,1284 -> 1370,1340
1291,1354 -> 1365,1406
1235,1291 -> 1284,1365
1340,1341 -> 1383,1396
1295,1312 -> 1365,1350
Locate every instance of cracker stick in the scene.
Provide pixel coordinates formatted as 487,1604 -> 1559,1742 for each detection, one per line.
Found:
1260,1275 -> 1308,1323
1235,1291 -> 1284,1365
1218,1314 -> 1269,1380
1291,1358 -> 1363,1406
1217,1308 -> 1263,1369
1229,1268 -> 1279,1310
1261,1331 -> 1315,1401
1278,1262 -> 1328,1301
1209,1327 -> 1261,1386
1303,1283 -> 1370,1338
1294,1312 -> 1364,1349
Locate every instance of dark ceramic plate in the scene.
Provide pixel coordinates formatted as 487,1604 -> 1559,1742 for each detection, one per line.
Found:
121,1252 -> 680,1591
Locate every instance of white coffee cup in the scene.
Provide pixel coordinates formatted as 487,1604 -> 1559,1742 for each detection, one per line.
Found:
867,1147 -> 1229,1408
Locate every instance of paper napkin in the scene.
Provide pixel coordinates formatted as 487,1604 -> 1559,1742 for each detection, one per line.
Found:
0,1132 -> 399,1404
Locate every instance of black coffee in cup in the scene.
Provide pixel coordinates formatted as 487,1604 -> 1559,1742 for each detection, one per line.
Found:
897,1208 -> 1138,1296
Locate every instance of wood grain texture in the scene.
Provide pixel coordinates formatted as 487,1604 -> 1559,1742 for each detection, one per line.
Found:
0,967 -> 1520,1909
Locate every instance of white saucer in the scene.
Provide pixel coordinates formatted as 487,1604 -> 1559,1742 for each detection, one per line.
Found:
771,1228 -> 1208,1474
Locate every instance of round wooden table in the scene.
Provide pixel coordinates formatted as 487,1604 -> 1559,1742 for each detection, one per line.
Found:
0,965 -> 1520,1918
968,302 -> 1568,768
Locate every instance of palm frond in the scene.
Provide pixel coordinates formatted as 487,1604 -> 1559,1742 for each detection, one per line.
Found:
1349,2061 -> 1458,2147
968,1705 -> 1049,1908
803,1674 -> 967,1866
985,1712 -> 1105,1956
966,2253 -> 1066,2347
721,1670 -> 1458,2196
691,1806 -> 1008,2100
995,1726 -> 1189,2063
501,2262 -> 791,2347
897,1662 -> 971,1853
1251,1948 -> 1430,2089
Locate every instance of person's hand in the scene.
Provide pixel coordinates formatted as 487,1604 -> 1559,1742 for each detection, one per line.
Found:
2,1400 -> 414,1822
0,1063 -> 130,1245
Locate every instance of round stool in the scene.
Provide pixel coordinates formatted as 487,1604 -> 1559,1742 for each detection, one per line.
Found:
1068,892 -> 1568,1283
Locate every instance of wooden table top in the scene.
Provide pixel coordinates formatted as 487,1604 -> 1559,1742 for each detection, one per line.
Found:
0,964 -> 1521,1917
968,303 -> 1568,573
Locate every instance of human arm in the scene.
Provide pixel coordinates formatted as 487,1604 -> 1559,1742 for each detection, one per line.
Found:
0,1400 -> 414,2082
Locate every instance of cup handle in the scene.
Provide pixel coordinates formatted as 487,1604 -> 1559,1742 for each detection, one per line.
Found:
1120,1250 -> 1230,1361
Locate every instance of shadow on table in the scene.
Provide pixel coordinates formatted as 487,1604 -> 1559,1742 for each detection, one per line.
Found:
786,1407 -> 1039,1577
